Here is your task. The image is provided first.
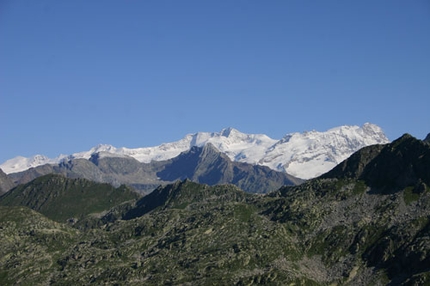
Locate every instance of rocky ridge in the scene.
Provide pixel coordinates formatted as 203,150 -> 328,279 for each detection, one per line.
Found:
424,133 -> 430,144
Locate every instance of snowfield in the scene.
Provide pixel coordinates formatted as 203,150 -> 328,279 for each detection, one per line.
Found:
0,123 -> 389,179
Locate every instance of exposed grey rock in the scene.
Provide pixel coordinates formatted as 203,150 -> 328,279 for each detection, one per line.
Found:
156,143 -> 302,193
0,168 -> 14,194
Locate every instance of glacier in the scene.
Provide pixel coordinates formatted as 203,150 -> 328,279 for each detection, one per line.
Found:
0,123 -> 389,179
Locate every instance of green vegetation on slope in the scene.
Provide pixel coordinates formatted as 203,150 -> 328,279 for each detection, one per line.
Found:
0,174 -> 140,223
0,206 -> 79,285
1,177 -> 429,285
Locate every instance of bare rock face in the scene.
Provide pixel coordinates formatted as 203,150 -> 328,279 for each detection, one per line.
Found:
155,143 -> 302,193
0,168 -> 14,194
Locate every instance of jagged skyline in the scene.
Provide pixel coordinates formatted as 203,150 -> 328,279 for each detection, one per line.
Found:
1,1 -> 429,162
1,123 -> 388,180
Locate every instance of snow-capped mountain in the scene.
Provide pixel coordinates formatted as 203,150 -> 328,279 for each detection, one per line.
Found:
0,155 -> 67,175
260,123 -> 389,178
0,123 -> 389,179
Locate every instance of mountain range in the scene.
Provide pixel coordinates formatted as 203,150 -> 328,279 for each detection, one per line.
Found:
5,143 -> 300,194
0,132 -> 429,285
0,123 -> 389,180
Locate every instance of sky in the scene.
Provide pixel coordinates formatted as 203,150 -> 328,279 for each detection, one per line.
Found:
1,0 -> 429,163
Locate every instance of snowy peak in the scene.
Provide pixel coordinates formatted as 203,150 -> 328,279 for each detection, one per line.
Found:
220,127 -> 244,139
189,127 -> 269,148
261,123 -> 389,179
0,123 -> 390,179
72,144 -> 118,159
0,154 -> 67,174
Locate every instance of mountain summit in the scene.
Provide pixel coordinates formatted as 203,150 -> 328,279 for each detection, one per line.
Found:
0,123 -> 389,179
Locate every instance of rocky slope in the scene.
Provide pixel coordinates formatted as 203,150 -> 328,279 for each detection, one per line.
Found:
0,168 -> 14,194
1,123 -> 389,179
0,133 -> 428,285
156,143 -> 302,193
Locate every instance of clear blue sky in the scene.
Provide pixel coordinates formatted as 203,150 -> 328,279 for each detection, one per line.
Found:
1,0 -> 429,163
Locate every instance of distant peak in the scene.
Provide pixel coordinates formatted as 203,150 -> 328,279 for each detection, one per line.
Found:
93,144 -> 116,151
362,122 -> 384,132
220,127 -> 240,137
424,133 -> 430,143
363,122 -> 378,127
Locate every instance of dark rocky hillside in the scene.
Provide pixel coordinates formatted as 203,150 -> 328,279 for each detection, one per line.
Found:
323,133 -> 430,191
0,133 -> 429,285
424,133 -> 430,144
